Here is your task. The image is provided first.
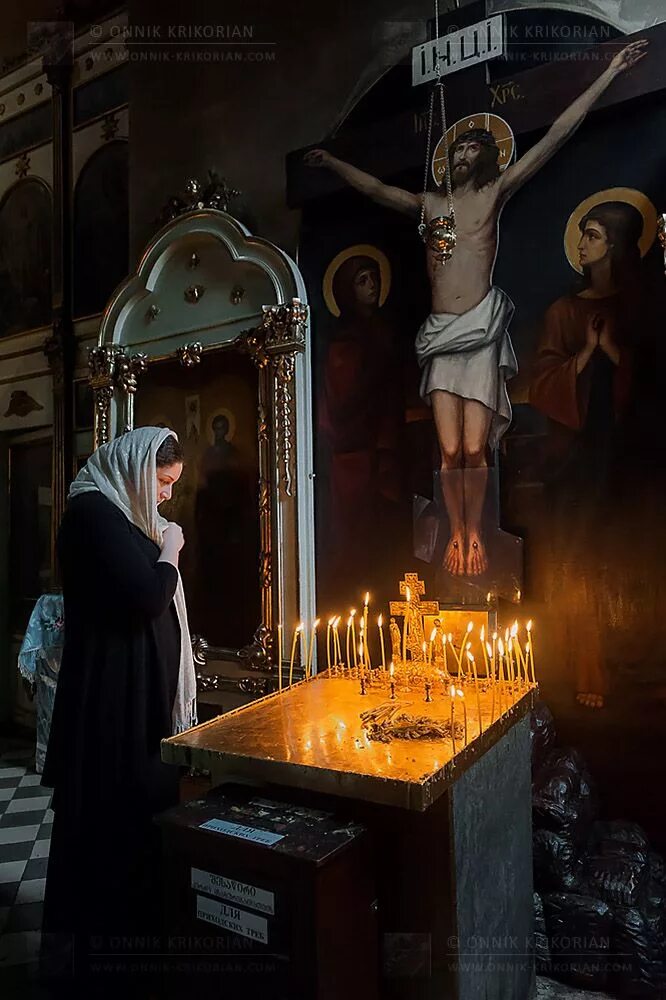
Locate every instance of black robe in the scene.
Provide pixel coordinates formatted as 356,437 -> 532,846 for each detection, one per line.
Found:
41,491 -> 182,953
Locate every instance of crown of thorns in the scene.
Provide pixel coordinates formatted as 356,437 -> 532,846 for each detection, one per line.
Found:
450,128 -> 498,149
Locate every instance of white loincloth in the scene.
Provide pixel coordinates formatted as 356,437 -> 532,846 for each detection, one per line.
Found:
415,286 -> 518,449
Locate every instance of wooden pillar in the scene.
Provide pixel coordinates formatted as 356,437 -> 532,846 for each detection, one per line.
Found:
43,35 -> 76,584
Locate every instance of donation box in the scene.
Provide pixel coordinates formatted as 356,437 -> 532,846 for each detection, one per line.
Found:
157,784 -> 379,1000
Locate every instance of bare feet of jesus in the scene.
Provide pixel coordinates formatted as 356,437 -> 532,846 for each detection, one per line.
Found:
466,533 -> 487,576
444,534 -> 465,575
576,692 -> 604,709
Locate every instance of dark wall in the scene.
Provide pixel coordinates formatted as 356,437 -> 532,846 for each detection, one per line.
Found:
127,0 -> 460,260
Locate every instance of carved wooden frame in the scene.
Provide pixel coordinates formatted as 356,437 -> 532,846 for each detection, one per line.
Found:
89,209 -> 316,692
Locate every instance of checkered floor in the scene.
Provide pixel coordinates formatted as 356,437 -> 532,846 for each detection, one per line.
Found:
0,761 -> 52,975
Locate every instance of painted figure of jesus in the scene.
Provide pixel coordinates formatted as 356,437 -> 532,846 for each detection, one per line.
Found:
305,40 -> 646,577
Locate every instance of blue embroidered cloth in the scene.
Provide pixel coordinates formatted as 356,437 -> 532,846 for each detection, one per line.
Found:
17,594 -> 64,773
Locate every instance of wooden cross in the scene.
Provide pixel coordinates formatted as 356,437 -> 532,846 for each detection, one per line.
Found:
389,574 -> 439,658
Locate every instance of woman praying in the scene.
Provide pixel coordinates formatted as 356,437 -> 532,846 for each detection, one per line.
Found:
41,426 -> 197,989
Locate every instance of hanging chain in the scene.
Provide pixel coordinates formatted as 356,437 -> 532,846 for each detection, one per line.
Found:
439,80 -> 454,221
419,85 -> 436,234
420,0 -> 455,227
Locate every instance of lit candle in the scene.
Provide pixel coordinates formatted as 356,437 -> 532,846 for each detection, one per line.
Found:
449,684 -> 456,754
442,633 -> 449,676
363,592 -> 370,667
498,638 -> 505,714
358,640 -> 365,669
486,641 -> 496,721
422,641 -> 427,667
277,623 -> 283,691
306,618 -> 320,679
402,587 -> 411,663
511,621 -> 526,684
326,618 -> 334,672
389,661 -> 396,699
480,625 -> 489,676
289,623 -> 303,686
429,627 -> 436,666
378,614 -> 386,670
527,620 -> 536,684
334,617 -> 342,667
456,688 -> 468,745
351,610 -> 358,667
346,615 -> 353,670
467,651 -> 482,734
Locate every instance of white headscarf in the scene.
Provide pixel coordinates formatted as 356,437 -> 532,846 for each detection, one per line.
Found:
69,426 -> 197,734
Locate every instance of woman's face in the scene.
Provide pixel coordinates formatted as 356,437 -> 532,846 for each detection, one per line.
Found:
353,267 -> 380,309
156,462 -> 183,505
578,219 -> 611,268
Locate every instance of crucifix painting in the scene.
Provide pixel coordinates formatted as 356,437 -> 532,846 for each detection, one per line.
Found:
305,40 -> 646,583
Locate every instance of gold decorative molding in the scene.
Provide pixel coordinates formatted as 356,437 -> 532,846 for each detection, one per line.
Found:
15,151 -> 30,179
101,111 -> 119,141
257,298 -> 308,498
115,351 -> 147,395
176,342 -> 203,367
157,170 -> 241,227
89,345 -> 123,446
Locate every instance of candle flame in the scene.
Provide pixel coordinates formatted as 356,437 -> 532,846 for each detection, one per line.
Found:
504,628 -> 509,642
527,619 -> 533,632
296,622 -> 304,632
338,721 -> 346,730
467,621 -> 473,633
328,616 -> 335,626
456,688 -> 464,699
350,608 -> 357,617
481,625 -> 485,642
466,642 -> 472,651
430,627 -> 437,642
467,651 -> 475,662
443,633 -> 447,646
448,632 -> 453,642
498,638 -> 505,655
511,621 -> 518,637
449,685 -> 456,697
422,641 -> 426,652
486,642 -> 492,657
493,631 -> 498,641
364,592 -> 370,606
406,586 -> 411,602
313,618 -> 320,628
347,616 -> 353,628
378,614 -> 383,628
389,661 -> 395,677
526,641 -> 531,653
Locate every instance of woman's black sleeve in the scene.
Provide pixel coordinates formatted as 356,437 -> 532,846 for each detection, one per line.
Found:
72,496 -> 179,618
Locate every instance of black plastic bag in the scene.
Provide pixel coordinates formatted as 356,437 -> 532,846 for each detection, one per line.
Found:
590,820 -> 649,853
533,748 -> 597,843
530,702 -> 556,771
584,845 -> 649,908
610,904 -> 660,997
533,828 -> 583,892
542,891 -> 613,991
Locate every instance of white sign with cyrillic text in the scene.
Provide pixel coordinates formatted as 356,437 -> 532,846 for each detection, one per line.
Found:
412,14 -> 505,85
191,867 -> 275,915
199,817 -> 284,847
195,894 -> 269,944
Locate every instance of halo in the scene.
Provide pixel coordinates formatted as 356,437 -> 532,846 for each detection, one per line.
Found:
207,407 -> 237,444
432,113 -> 515,187
564,187 -> 658,273
322,243 -> 391,318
